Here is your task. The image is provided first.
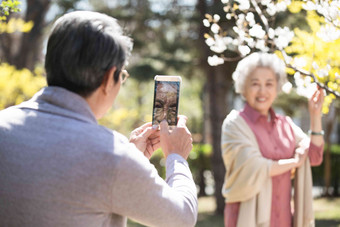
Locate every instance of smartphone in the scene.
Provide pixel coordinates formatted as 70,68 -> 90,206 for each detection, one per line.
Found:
152,75 -> 182,128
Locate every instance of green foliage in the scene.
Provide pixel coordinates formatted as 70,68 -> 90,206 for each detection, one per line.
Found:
330,144 -> 340,154
273,90 -> 307,117
92,1 -> 205,139
140,143 -> 213,193
91,0 -> 203,80
311,145 -> 340,194
188,143 -> 212,177
99,75 -> 203,138
98,78 -> 154,136
0,0 -> 21,20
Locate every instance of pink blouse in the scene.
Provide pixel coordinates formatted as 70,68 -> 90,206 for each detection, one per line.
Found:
224,103 -> 324,227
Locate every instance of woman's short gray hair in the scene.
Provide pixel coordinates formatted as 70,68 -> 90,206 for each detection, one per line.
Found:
232,52 -> 287,97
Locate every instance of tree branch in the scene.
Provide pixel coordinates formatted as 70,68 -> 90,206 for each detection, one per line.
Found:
221,55 -> 243,62
249,0 -> 269,31
281,50 -> 340,98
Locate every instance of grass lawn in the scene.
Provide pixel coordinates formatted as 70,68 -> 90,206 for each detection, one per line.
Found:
128,196 -> 340,227
314,197 -> 340,227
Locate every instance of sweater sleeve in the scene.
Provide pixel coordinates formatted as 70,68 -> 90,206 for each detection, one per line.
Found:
308,142 -> 324,166
110,144 -> 197,227
285,116 -> 324,166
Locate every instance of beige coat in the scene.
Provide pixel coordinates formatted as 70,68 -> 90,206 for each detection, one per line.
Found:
221,110 -> 314,227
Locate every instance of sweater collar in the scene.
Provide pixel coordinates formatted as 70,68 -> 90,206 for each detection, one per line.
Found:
242,102 -> 278,124
19,86 -> 97,124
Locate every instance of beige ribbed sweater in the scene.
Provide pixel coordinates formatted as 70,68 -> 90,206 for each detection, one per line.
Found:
221,110 -> 314,227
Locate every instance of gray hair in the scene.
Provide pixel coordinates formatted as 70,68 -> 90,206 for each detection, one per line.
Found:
45,11 -> 133,97
232,52 -> 287,98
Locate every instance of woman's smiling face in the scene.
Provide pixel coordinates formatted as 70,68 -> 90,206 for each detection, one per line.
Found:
243,67 -> 278,116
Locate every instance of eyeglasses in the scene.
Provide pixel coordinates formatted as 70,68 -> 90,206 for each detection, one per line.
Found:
121,70 -> 130,84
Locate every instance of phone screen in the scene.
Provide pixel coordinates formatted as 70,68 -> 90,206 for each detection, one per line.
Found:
152,80 -> 180,127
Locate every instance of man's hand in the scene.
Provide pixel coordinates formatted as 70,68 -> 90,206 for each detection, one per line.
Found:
130,122 -> 160,159
160,115 -> 193,159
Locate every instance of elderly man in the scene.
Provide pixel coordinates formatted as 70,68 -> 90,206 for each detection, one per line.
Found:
0,11 -> 197,227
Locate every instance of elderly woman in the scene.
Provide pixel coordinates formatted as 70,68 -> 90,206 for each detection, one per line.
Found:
222,52 -> 324,227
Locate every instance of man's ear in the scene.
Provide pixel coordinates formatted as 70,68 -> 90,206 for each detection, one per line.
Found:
102,67 -> 117,95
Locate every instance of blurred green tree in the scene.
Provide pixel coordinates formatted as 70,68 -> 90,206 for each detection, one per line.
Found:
91,0 -> 205,135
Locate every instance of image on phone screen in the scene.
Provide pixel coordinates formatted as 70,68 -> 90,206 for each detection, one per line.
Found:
152,80 -> 180,127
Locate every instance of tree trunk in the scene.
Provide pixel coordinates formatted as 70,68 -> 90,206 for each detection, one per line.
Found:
196,0 -> 236,215
333,106 -> 339,196
208,65 -> 234,214
13,0 -> 51,70
323,103 -> 336,196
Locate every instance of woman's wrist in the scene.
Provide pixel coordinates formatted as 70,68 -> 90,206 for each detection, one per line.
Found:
310,112 -> 322,122
308,130 -> 324,136
310,118 -> 322,132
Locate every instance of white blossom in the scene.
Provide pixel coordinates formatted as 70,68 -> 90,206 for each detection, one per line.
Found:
268,28 -> 275,39
255,39 -> 268,52
275,1 -> 288,12
316,4 -> 327,16
304,75 -> 312,84
317,24 -> 340,42
238,45 -> 251,56
246,12 -> 255,26
296,82 -> 317,99
327,5 -> 339,20
314,1 -> 340,22
211,23 -> 220,34
293,57 -> 307,68
331,1 -> 340,8
210,45 -> 227,53
223,36 -> 234,45
316,65 -> 331,78
236,0 -> 250,11
312,62 -> 319,70
205,37 -> 215,46
244,37 -> 255,48
266,3 -> 277,16
221,0 -> 229,4
294,72 -> 303,86
213,14 -> 221,22
303,1 -> 317,11
261,0 -> 271,6
274,27 -> 294,49
294,72 -> 317,98
208,55 -> 224,66
317,69 -> 328,78
203,19 -> 210,27
236,14 -> 245,27
282,82 -> 292,93
226,13 -> 232,20
233,26 -> 246,37
249,24 -> 266,39
335,72 -> 340,80
210,35 -> 227,53
284,54 -> 293,64
232,38 -> 239,46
